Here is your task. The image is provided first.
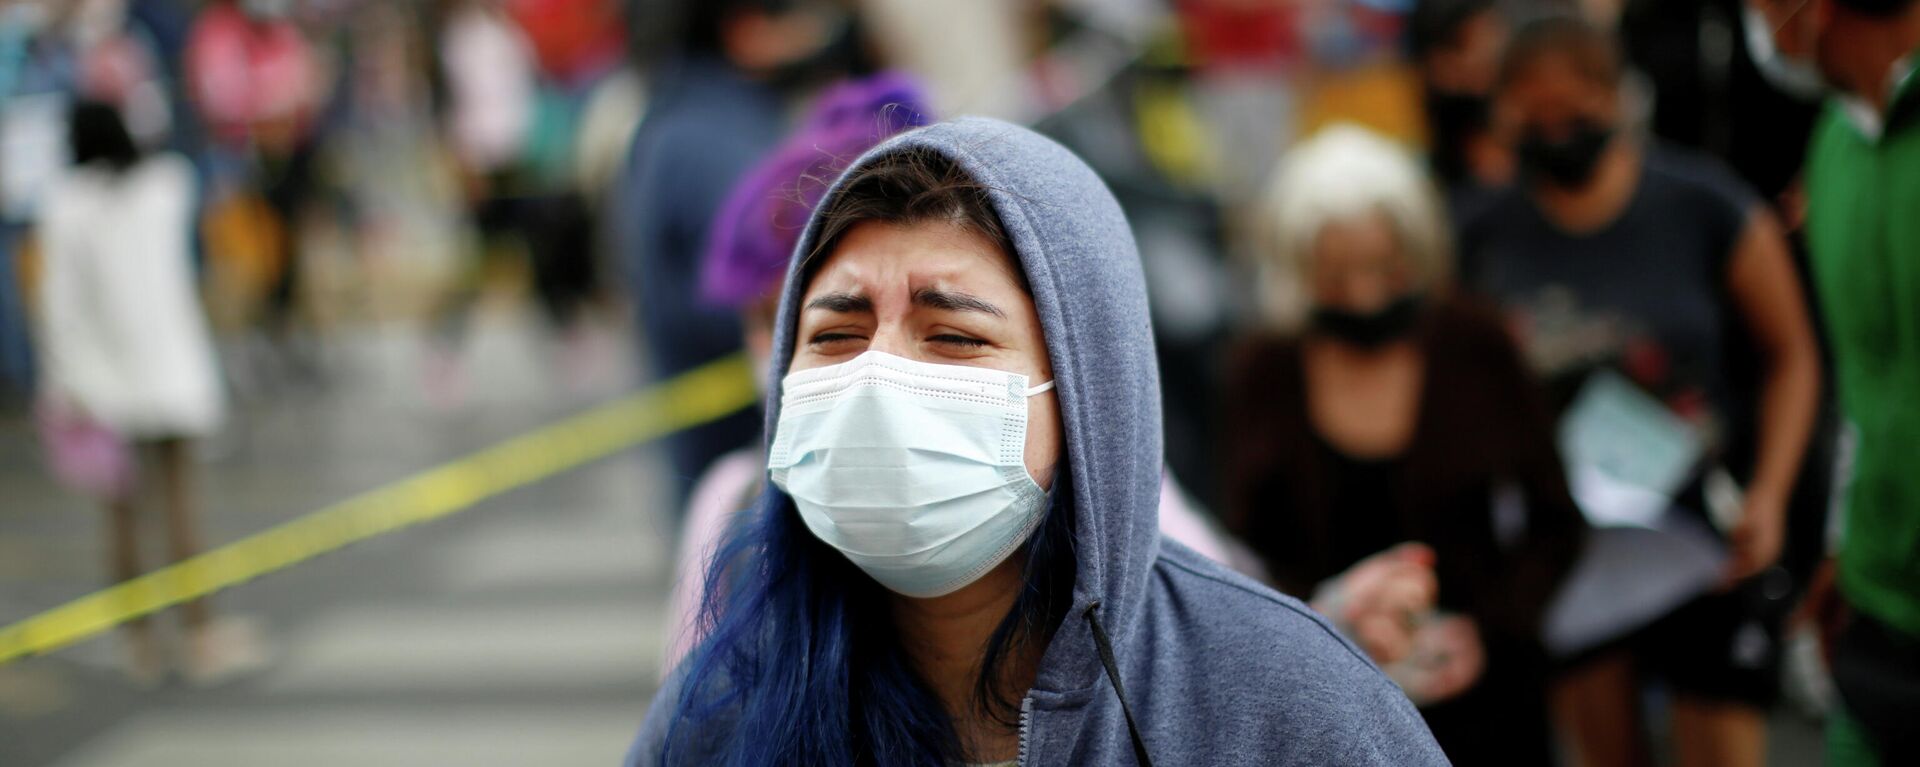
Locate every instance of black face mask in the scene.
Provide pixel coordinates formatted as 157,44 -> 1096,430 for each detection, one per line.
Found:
1517,120 -> 1615,189
1427,90 -> 1491,135
1310,294 -> 1426,349
1426,90 -> 1491,183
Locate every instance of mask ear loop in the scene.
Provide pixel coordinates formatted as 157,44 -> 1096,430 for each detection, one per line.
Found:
1024,380 -> 1056,397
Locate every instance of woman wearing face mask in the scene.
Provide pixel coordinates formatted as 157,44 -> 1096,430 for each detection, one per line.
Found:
665,73 -> 1268,673
1458,16 -> 1822,767
626,118 -> 1448,766
1221,124 -> 1587,765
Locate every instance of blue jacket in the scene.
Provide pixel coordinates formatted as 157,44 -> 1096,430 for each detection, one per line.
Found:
628,117 -> 1449,766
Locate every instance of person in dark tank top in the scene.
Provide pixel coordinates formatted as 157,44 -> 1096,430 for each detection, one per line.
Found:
1456,15 -> 1823,767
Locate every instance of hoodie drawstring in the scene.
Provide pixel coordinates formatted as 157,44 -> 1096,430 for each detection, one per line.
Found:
1083,601 -> 1155,767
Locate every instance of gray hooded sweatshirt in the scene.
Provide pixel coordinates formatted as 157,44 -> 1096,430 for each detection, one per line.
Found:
628,117 -> 1449,766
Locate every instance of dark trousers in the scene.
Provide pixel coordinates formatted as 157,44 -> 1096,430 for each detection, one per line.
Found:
1830,607 -> 1920,764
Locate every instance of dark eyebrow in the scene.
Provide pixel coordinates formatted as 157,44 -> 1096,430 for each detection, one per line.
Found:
912,286 -> 1006,318
805,291 -> 873,314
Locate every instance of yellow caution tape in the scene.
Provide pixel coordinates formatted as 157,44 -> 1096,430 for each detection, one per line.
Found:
0,353 -> 759,666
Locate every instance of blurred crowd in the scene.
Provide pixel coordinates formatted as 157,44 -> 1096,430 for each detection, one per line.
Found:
7,0 -> 1918,764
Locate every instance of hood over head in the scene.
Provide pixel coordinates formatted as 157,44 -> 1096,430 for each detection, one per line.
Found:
766,116 -> 1163,691
632,118 -> 1452,763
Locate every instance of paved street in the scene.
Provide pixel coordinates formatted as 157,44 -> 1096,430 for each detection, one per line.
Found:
1,312 -> 675,767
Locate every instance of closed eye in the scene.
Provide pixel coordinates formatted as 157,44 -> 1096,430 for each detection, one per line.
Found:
809,332 -> 866,345
930,334 -> 989,347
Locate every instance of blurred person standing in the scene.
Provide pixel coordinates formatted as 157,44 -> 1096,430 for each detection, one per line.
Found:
184,0 -> 325,377
439,0 -> 536,199
502,0 -> 624,342
0,0 -> 69,398
1612,0 -> 1850,699
855,0 -> 1034,121
1763,0 -> 1920,762
616,0 -> 863,508
1407,0 -> 1515,216
35,101 -> 249,683
185,0 -> 321,183
1,0 -> 182,400
427,0 -> 619,402
1224,123 -> 1587,764
427,0 -> 542,401
1460,16 -> 1822,766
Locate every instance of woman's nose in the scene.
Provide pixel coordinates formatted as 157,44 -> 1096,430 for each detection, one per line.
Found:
864,325 -> 915,360
1343,272 -> 1393,312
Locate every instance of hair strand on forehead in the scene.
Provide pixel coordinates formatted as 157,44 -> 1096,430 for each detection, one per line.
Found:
804,147 -> 1024,290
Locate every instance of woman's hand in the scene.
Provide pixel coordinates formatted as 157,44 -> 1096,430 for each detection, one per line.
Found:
1723,207 -> 1819,587
1723,489 -> 1787,587
1388,614 -> 1486,706
1313,542 -> 1438,665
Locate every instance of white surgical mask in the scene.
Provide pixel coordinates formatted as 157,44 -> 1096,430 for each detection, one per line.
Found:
768,350 -> 1054,598
1743,4 -> 1828,100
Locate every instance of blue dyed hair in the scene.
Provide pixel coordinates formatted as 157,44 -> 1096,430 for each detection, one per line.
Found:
662,148 -> 1079,765
663,486 -> 1076,765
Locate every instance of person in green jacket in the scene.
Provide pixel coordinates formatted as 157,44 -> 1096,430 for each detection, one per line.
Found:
1751,0 -> 1920,763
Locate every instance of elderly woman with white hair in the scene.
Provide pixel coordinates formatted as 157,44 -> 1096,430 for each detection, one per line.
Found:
1221,124 -> 1588,765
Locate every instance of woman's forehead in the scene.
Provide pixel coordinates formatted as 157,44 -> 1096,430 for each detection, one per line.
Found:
1507,56 -> 1614,105
1314,213 -> 1401,257
803,220 -> 1026,299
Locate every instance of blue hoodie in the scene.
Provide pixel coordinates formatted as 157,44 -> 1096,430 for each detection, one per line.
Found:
627,117 -> 1448,766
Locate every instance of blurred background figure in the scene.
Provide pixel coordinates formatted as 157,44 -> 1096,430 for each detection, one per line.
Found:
1224,123 -> 1586,764
857,0 -> 1037,121
426,0 -> 538,404
1406,0 -> 1512,215
0,0 -> 108,401
33,100 -> 253,685
184,0 -> 328,383
1460,14 -> 1820,767
427,0 -> 613,405
1611,0 -> 1855,748
615,0 -> 867,510
1778,0 -> 1920,764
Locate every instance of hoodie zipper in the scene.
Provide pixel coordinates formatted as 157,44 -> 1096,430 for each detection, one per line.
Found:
1016,695 -> 1034,766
